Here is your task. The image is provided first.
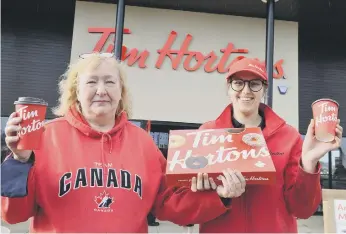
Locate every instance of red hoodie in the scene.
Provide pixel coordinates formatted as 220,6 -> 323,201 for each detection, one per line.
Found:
198,103 -> 322,233
1,106 -> 230,233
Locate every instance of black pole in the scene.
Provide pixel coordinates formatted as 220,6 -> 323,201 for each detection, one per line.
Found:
328,151 -> 333,188
265,0 -> 275,107
114,0 -> 125,61
341,147 -> 346,168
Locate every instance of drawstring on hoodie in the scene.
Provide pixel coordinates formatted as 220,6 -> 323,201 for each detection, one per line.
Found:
65,106 -> 127,177
101,133 -> 113,176
101,133 -> 113,154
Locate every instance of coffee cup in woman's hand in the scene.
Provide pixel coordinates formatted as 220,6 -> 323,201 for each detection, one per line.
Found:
5,112 -> 33,162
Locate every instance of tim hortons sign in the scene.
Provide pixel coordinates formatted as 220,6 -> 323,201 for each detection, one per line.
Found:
89,27 -> 286,79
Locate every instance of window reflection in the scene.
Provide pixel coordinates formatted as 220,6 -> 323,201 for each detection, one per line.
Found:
332,149 -> 346,191
301,135 -> 346,189
303,135 -> 346,213
318,148 -> 346,191
320,153 -> 329,179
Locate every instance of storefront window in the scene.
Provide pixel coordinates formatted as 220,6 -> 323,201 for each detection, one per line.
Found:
320,152 -> 329,179
305,135 -> 346,213
301,135 -> 346,189
332,148 -> 346,190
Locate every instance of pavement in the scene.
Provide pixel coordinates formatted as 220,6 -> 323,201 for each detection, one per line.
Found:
1,215 -> 324,233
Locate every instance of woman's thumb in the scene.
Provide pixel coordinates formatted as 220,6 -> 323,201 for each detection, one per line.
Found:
306,119 -> 315,136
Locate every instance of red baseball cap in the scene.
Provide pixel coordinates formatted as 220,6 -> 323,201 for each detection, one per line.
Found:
226,57 -> 268,82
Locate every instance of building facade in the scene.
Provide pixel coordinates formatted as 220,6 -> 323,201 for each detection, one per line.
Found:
71,1 -> 299,126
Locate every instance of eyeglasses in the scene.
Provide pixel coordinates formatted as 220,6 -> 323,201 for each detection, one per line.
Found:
229,79 -> 266,92
79,52 -> 115,59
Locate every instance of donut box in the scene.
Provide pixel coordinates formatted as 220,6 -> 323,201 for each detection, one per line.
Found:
166,127 -> 276,187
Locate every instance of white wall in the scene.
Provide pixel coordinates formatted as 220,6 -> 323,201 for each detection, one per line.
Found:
71,1 -> 299,128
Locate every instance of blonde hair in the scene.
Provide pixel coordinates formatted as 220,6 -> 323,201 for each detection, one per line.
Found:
52,53 -> 132,118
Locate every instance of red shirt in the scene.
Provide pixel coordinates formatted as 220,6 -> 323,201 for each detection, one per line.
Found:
1,106 -> 230,233
198,103 -> 322,233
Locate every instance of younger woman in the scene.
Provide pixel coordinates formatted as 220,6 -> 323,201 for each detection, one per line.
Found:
198,57 -> 343,233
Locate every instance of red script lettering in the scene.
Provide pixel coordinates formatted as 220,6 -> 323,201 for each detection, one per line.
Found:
89,27 -> 286,76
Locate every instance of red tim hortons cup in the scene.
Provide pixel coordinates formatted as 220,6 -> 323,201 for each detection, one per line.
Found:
311,98 -> 339,142
14,97 -> 48,150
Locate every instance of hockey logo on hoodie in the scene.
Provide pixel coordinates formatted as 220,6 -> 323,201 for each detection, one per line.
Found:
94,190 -> 114,211
58,168 -> 143,200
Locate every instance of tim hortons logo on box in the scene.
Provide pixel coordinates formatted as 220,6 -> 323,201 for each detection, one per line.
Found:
166,128 -> 276,186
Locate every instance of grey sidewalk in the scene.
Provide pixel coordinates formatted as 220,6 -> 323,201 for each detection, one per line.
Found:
1,215 -> 324,233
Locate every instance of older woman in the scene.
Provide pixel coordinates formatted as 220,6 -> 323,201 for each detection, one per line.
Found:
1,53 -> 244,233
196,57 -> 343,233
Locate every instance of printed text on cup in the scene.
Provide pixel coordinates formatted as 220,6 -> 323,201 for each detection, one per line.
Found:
315,102 -> 338,127
17,106 -> 45,136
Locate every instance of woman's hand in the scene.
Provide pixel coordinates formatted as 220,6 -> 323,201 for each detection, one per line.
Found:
4,112 -> 33,162
302,119 -> 343,173
215,169 -> 246,198
190,172 -> 217,192
190,169 -> 246,198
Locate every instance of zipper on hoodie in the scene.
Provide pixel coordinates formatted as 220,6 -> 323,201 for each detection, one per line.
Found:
243,192 -> 248,232
102,153 -> 107,177
101,134 -> 110,178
